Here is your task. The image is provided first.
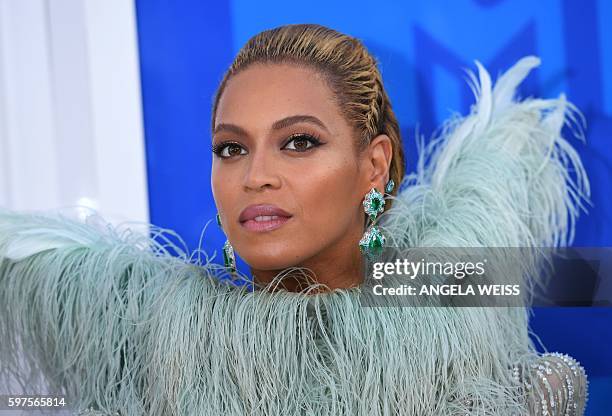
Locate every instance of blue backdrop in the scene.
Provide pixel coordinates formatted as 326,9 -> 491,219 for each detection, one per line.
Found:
134,0 -> 612,411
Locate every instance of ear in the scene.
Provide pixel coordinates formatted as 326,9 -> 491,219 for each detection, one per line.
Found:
362,134 -> 393,192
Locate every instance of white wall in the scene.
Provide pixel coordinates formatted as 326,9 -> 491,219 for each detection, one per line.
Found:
0,1 -> 149,409
0,0 -> 149,225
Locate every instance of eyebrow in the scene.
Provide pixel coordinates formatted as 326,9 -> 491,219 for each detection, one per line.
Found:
213,114 -> 329,136
271,115 -> 329,132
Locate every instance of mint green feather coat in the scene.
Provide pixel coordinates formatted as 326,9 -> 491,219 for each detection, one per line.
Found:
0,56 -> 590,415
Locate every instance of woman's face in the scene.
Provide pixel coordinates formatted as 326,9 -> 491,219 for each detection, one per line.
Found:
212,63 -> 388,284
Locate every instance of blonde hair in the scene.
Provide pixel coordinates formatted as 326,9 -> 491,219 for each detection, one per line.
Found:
211,23 -> 405,196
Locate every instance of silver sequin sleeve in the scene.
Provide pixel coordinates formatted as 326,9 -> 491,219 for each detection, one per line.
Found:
513,352 -> 589,415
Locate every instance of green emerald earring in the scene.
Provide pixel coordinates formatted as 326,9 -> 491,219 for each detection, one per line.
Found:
222,240 -> 236,273
216,213 -> 236,273
359,187 -> 387,257
363,187 -> 386,220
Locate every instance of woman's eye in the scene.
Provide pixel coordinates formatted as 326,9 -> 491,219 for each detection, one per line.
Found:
283,134 -> 321,152
213,142 -> 247,158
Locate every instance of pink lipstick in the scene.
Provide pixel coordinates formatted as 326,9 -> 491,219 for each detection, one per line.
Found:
238,204 -> 292,232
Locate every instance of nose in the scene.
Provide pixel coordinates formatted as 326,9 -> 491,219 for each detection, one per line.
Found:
242,148 -> 281,192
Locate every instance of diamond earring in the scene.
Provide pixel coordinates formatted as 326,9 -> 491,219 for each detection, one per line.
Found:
359,187 -> 386,257
363,187 -> 386,220
222,240 -> 236,273
216,213 -> 236,273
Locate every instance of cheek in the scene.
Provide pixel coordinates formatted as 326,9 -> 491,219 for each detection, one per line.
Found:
211,164 -> 240,212
293,155 -> 362,230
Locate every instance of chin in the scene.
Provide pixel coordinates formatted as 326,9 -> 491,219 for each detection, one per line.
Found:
237,245 -> 311,272
241,254 -> 304,272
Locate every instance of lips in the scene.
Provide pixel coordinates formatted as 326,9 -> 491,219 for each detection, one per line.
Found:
238,204 -> 293,232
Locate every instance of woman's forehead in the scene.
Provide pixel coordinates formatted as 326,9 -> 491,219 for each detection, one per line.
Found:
215,63 -> 346,132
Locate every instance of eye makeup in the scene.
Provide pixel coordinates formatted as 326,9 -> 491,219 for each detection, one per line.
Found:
212,132 -> 326,159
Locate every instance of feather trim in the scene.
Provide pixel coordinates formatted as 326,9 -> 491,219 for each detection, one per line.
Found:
0,56 -> 590,415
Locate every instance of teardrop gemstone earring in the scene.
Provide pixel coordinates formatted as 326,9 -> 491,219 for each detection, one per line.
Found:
385,179 -> 395,194
216,213 -> 236,273
359,187 -> 386,257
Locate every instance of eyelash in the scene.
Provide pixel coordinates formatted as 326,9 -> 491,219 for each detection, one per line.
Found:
212,133 -> 324,159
